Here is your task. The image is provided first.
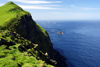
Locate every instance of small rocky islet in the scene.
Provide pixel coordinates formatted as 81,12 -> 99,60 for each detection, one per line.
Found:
57,31 -> 64,35
0,2 -> 67,67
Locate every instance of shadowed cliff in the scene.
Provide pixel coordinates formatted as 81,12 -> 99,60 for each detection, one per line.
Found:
0,2 -> 67,67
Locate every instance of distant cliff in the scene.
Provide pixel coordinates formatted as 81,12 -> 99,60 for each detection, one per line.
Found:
0,2 -> 67,67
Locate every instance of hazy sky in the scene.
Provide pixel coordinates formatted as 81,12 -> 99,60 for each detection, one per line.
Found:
0,0 -> 100,20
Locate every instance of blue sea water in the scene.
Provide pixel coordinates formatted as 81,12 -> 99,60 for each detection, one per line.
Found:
36,20 -> 100,67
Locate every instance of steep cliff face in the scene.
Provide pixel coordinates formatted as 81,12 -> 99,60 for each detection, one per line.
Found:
0,2 -> 67,67
0,1 -> 52,55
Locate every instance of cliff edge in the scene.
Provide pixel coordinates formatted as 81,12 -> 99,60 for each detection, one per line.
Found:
0,2 -> 67,67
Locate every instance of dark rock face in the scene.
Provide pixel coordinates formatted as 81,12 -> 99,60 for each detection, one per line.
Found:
53,49 -> 67,67
8,14 -> 67,67
27,15 -> 67,67
17,15 -> 53,55
0,2 -> 67,67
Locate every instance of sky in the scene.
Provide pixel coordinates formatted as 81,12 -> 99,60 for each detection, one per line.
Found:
0,0 -> 100,21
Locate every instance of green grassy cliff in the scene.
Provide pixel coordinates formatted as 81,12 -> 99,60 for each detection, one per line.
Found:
0,1 -> 52,55
0,2 -> 56,67
0,30 -> 55,67
0,2 -> 67,67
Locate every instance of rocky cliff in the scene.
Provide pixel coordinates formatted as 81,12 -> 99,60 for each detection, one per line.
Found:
0,2 -> 67,67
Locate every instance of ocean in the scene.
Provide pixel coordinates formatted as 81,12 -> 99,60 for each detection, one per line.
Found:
36,20 -> 100,67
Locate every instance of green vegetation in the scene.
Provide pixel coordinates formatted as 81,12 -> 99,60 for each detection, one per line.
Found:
0,2 -> 30,26
0,30 -> 55,67
0,2 -> 56,67
0,1 -> 30,37
36,23 -> 48,36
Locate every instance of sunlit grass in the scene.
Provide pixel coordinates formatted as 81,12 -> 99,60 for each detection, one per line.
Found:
0,1 -> 55,67
0,2 -> 29,26
0,30 -> 54,67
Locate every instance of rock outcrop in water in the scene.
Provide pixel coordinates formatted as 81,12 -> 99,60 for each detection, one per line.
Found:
0,2 -> 67,67
57,31 -> 63,35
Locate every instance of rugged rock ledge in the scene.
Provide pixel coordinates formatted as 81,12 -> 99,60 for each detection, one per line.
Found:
0,2 -> 67,67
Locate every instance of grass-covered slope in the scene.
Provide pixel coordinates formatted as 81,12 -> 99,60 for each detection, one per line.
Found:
0,2 -> 30,26
0,30 -> 55,67
0,2 -> 57,67
0,1 -> 52,55
0,1 -> 30,37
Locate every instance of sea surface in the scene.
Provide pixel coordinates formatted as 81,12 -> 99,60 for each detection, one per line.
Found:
36,20 -> 100,67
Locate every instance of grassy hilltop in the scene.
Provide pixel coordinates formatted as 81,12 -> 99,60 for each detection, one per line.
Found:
0,2 -> 56,67
0,1 -> 52,54
0,2 -> 29,26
